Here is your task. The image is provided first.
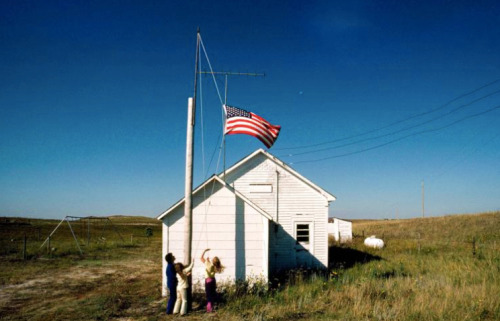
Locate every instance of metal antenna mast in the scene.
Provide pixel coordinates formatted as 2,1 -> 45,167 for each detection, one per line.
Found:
199,71 -> 265,179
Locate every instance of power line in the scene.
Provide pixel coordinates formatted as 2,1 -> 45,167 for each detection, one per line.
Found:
276,78 -> 500,151
290,104 -> 500,164
282,87 -> 500,157
430,129 -> 500,181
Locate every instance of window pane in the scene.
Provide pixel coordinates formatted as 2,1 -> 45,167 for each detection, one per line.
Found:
296,223 -> 310,243
297,236 -> 309,242
297,230 -> 309,236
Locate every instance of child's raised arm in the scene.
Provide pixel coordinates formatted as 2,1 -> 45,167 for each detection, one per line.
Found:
200,248 -> 210,263
185,258 -> 195,273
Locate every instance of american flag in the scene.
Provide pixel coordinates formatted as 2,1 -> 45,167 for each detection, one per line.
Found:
223,105 -> 281,148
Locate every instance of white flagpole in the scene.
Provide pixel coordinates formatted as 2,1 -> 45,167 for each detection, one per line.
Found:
184,29 -> 200,311
184,97 -> 195,266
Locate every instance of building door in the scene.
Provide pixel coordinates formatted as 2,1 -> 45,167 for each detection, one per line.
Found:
294,222 -> 312,267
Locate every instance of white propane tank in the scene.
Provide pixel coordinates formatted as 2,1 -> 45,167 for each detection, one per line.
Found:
364,235 -> 384,249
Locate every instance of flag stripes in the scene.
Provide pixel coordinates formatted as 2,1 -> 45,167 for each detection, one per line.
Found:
224,105 -> 281,148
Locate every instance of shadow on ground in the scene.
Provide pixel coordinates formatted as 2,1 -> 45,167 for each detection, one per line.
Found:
329,245 -> 382,269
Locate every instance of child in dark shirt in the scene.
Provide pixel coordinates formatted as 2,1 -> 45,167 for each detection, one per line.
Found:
165,253 -> 177,314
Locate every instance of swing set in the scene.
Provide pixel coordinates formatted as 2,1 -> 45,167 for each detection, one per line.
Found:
39,216 -> 125,255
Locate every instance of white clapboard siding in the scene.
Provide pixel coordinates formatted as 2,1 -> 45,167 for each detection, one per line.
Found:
328,218 -> 352,243
161,179 -> 268,295
224,152 -> 330,271
160,149 -> 335,296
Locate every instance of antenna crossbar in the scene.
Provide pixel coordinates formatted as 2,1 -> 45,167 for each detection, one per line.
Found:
199,69 -> 266,181
199,71 -> 265,77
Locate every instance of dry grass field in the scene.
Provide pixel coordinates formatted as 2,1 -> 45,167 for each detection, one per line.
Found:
0,216 -> 163,320
0,212 -> 498,320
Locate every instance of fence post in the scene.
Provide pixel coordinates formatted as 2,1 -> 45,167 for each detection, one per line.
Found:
23,233 -> 27,260
417,233 -> 421,253
47,236 -> 51,257
472,237 -> 476,256
87,218 -> 90,246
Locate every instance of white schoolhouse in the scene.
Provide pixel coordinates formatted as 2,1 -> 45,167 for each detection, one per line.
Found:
158,149 -> 335,295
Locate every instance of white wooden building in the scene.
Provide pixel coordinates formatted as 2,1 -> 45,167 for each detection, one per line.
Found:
157,149 -> 335,295
327,218 -> 352,243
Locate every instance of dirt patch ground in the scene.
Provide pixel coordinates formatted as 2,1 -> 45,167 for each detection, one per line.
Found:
1,258 -> 156,319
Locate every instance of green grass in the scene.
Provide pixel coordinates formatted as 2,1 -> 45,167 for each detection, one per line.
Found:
215,211 -> 500,321
1,212 -> 499,320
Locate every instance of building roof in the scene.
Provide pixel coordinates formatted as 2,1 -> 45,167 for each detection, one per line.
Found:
157,175 -> 273,221
222,149 -> 336,202
328,217 -> 352,223
157,149 -> 336,221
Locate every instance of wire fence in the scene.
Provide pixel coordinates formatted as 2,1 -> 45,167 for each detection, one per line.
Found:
1,233 -> 159,259
0,218 -> 160,259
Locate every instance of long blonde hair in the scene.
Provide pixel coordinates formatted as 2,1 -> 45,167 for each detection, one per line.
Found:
212,256 -> 225,273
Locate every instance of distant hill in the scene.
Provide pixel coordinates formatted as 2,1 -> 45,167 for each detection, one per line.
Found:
352,211 -> 500,242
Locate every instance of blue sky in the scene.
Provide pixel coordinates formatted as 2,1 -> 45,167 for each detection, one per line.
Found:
1,0 -> 499,219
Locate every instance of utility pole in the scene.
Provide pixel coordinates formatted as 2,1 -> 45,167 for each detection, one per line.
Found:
184,96 -> 195,265
421,180 -> 425,218
184,29 -> 200,311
